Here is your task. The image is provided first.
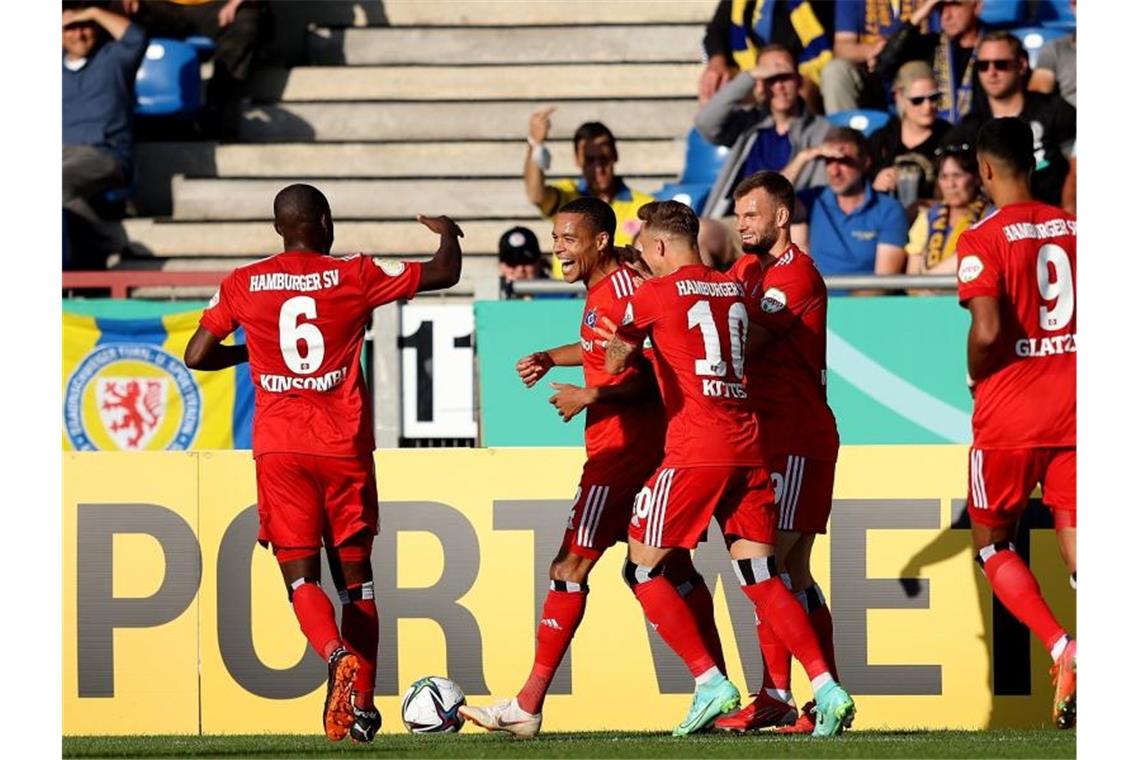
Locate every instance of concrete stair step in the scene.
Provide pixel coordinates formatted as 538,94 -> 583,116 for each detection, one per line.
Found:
171,175 -> 665,220
239,99 -> 696,142
250,63 -> 702,101
307,24 -> 704,65
139,139 -> 683,179
379,0 -> 716,26
123,218 -> 549,257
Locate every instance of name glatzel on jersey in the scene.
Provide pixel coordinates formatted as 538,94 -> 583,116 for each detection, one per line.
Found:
248,269 -> 341,292
675,280 -> 745,298
1016,333 -> 1076,358
1001,218 -> 1076,242
259,365 -> 349,392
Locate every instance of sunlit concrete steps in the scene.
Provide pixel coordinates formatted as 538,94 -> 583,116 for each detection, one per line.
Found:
306,24 -> 705,65
238,99 -> 698,142
169,175 -> 669,220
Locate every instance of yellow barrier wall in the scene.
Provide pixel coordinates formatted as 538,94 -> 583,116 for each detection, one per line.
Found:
63,447 -> 1074,735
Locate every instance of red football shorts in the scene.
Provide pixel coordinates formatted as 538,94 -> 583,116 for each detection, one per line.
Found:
967,447 -> 1076,530
561,478 -> 641,560
255,451 -> 378,551
768,453 -> 836,534
628,465 -> 778,549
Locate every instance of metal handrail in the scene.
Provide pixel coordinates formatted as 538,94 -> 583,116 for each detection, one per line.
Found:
504,274 -> 957,298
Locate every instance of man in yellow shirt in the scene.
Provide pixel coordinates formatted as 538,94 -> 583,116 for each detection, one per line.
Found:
523,109 -> 654,278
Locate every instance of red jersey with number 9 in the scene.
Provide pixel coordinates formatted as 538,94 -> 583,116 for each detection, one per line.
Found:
956,201 -> 1076,449
200,250 -> 422,457
615,263 -> 763,467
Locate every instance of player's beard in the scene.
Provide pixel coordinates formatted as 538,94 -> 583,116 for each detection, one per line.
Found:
741,228 -> 779,255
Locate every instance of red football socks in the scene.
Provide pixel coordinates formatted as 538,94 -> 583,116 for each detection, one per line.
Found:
291,582 -> 342,661
982,549 -> 1067,652
681,577 -> 727,675
758,615 -> 793,691
740,578 -> 829,681
633,575 -> 718,678
341,583 -> 379,710
516,586 -> 588,714
808,597 -> 839,678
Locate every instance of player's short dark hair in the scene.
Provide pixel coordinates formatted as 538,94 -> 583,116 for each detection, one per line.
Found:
273,183 -> 331,225
823,126 -> 871,164
976,117 -> 1035,176
572,122 -> 617,152
638,201 -> 700,249
732,171 -> 796,215
559,196 -> 617,243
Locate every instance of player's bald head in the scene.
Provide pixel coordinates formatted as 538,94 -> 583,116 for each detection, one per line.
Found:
273,183 -> 334,253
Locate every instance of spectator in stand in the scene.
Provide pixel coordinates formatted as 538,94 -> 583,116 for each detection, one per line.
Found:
119,0 -> 267,138
498,226 -> 547,282
820,0 -> 932,113
1028,0 -> 1076,108
63,1 -> 147,268
867,61 -> 953,208
876,0 -> 985,124
949,31 -> 1076,207
905,143 -> 992,278
791,127 -> 908,285
697,42 -> 833,220
523,111 -> 653,279
698,0 -> 835,113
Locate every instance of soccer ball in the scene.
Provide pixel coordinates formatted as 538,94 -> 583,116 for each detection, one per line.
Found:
400,676 -> 466,733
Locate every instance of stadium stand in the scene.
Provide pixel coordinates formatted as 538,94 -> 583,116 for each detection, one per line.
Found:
134,39 -> 202,117
114,0 -> 715,298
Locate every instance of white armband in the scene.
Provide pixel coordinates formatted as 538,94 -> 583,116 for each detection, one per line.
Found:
528,138 -> 551,171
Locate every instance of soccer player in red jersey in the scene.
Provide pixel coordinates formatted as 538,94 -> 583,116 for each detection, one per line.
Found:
713,171 -> 842,733
461,197 -> 724,738
955,118 -> 1076,729
604,201 -> 854,737
183,184 -> 464,742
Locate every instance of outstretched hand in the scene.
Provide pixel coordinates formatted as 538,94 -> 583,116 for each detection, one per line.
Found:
549,382 -> 594,422
417,214 -> 464,238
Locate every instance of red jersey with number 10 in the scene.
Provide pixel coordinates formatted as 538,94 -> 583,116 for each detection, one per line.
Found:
200,250 -> 422,457
729,246 -> 839,462
616,263 -> 763,467
956,201 -> 1076,449
580,266 -> 666,478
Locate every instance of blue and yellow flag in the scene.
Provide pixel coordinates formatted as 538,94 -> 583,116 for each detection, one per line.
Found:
62,310 -> 253,451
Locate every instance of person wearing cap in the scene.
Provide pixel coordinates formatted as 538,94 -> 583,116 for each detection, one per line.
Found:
498,226 -> 547,282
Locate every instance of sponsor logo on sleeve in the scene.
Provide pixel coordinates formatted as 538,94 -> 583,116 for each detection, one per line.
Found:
760,287 -> 787,313
377,259 -> 407,276
207,289 -> 220,308
958,255 -> 984,283
621,303 -> 634,326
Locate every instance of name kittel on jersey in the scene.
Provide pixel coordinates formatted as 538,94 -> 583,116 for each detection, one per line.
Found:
249,269 -> 340,292
675,280 -> 745,298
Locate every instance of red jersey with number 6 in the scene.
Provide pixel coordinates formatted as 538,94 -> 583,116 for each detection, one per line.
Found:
956,201 -> 1075,449
615,263 -> 763,467
200,250 -> 422,457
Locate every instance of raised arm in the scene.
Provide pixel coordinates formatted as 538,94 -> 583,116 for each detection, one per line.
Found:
415,214 -> 464,292
184,327 -> 249,371
523,108 -> 561,216
65,5 -> 131,40
604,333 -> 641,375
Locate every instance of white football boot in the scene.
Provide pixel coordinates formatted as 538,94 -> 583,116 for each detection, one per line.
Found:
459,698 -> 542,739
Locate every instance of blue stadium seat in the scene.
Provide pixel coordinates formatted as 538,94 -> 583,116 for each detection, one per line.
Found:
653,183 -> 711,213
135,38 -> 202,118
826,109 -> 890,136
1011,26 -> 1069,68
680,128 -> 731,185
979,0 -> 1029,28
1034,0 -> 1076,31
183,35 -> 217,57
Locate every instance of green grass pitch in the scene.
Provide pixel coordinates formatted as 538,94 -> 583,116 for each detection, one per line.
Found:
63,730 -> 1075,758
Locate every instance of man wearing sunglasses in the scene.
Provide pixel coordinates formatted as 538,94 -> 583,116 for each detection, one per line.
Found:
948,31 -> 1076,208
